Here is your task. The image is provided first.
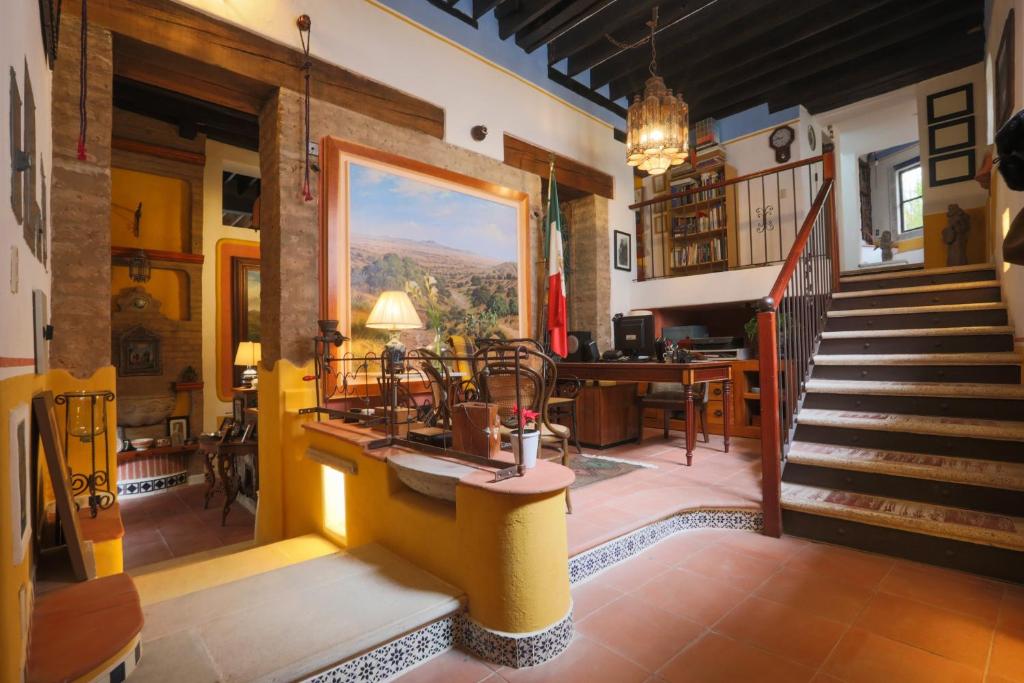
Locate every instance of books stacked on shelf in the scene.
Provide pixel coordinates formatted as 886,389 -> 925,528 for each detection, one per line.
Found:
670,236 -> 726,269
695,144 -> 725,170
695,172 -> 724,202
695,118 -> 720,149
671,204 -> 726,237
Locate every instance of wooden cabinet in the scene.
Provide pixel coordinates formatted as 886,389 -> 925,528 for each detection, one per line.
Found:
642,359 -> 761,439
575,382 -> 640,448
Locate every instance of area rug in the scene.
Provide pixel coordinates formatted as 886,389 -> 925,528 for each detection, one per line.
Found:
567,453 -> 653,490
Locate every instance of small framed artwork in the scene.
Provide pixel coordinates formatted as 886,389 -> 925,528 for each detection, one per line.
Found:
218,416 -> 234,436
652,174 -> 668,194
168,416 -> 189,446
9,403 -> 30,565
634,187 -> 643,205
118,326 -> 161,377
929,149 -> 976,187
653,213 -> 666,235
926,83 -> 973,124
928,118 -> 975,156
232,397 -> 245,424
996,10 -> 1015,127
613,230 -> 632,271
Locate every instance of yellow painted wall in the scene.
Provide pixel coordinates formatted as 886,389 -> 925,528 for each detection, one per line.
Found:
111,265 -> 188,321
923,207 -> 988,268
111,167 -> 190,251
0,366 -> 120,683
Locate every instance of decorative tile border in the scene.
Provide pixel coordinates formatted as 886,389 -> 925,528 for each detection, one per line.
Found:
303,615 -> 456,683
302,508 -> 762,682
568,508 -> 763,585
117,471 -> 187,497
91,638 -> 141,683
458,606 -> 573,669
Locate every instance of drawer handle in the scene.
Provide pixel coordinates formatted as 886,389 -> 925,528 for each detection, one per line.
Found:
714,409 -> 723,418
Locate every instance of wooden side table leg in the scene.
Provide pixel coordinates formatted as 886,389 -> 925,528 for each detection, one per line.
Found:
203,450 -> 217,509
571,405 -> 582,454
217,452 -> 239,527
723,379 -> 732,453
684,384 -> 695,466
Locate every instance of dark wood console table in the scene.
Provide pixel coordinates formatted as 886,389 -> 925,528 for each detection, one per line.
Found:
558,361 -> 733,464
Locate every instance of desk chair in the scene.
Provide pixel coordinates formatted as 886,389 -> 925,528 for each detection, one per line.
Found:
637,381 -> 709,443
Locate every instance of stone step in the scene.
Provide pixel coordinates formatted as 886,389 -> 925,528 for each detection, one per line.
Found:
840,263 -> 924,278
131,539 -> 465,683
820,325 -> 1014,340
796,408 -> 1024,442
813,351 -> 1023,366
805,378 -> 1024,399
803,378 -> 1024,421
781,482 -> 1024,552
838,263 -> 996,291
818,326 -> 1013,355
825,301 -> 1008,332
787,442 -> 1024,491
830,281 -> 1002,311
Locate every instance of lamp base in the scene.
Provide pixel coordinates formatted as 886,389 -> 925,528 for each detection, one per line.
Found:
241,366 -> 258,387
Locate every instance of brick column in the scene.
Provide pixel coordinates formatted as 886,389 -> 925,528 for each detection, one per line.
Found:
566,195 -> 612,350
50,14 -> 113,377
258,89 -> 320,367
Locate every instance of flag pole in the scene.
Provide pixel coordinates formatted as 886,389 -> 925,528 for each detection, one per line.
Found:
538,155 -> 555,350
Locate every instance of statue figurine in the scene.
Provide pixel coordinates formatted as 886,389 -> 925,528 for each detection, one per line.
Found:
874,230 -> 894,262
942,204 -> 970,266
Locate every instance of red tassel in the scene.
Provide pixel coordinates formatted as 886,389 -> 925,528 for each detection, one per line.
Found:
302,179 -> 313,202
77,138 -> 87,161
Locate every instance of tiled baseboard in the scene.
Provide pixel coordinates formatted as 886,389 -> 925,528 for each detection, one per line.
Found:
302,507 -> 762,681
117,471 -> 187,497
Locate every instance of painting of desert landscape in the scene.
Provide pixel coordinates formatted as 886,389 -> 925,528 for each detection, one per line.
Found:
348,162 -> 521,357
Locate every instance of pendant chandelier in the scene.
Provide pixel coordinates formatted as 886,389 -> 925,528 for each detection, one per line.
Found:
625,8 -> 689,175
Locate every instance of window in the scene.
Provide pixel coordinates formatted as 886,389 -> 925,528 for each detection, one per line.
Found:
896,160 -> 923,233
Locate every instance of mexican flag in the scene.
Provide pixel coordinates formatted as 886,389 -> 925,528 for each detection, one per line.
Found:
546,164 -> 568,358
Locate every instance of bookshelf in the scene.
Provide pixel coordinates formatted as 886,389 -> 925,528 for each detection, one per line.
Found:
662,145 -> 730,274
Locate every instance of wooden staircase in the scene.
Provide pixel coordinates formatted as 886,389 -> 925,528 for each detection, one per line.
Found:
779,263 -> 1024,581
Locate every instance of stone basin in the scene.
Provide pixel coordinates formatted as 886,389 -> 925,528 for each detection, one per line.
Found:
387,453 -> 476,502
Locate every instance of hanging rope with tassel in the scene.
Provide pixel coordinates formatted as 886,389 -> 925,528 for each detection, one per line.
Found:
297,15 -> 313,202
77,0 -> 88,160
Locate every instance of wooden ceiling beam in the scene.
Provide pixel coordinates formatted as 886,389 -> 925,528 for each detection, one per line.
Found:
517,0 -> 614,54
686,9 -> 980,117
68,0 -> 445,140
503,134 -> 614,199
591,0 -> 828,91
546,0 -> 658,66
473,0 -> 506,19
498,0 -> 562,40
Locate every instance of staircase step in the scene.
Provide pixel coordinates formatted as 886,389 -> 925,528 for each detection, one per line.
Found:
813,351 -> 1023,366
830,281 -> 1001,311
840,263 -> 924,278
818,326 -> 1013,355
781,482 -> 1024,552
825,302 -> 1008,331
134,541 -> 465,683
787,442 -> 1024,491
839,263 -> 996,291
803,379 -> 1024,420
797,408 -> 1024,441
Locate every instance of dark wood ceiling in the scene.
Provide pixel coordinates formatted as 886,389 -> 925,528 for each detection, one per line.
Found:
430,0 -> 986,122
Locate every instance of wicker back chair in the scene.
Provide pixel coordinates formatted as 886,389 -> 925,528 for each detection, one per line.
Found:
410,348 -> 453,429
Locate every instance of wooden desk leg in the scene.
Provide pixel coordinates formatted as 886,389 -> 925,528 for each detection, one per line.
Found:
202,450 -> 217,509
722,379 -> 732,453
684,384 -> 695,466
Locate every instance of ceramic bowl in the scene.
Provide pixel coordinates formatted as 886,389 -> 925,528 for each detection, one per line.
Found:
131,438 -> 154,450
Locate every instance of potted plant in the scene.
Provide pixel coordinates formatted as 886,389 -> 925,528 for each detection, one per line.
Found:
510,405 -> 540,469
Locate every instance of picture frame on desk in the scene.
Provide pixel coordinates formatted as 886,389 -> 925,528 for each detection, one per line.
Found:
168,416 -> 189,446
232,397 -> 245,424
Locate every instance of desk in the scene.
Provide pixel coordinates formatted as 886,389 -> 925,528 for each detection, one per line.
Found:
558,361 -> 732,464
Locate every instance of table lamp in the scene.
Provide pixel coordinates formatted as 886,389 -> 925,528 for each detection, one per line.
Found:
234,341 -> 262,387
365,290 -> 422,354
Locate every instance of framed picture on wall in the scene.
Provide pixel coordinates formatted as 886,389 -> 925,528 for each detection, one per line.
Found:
926,83 -> 973,124
167,416 -> 189,446
929,149 -> 976,187
118,326 -> 161,377
652,174 -> 668,194
996,10 -> 1015,128
231,257 -> 260,386
613,230 -> 632,271
928,118 -> 975,156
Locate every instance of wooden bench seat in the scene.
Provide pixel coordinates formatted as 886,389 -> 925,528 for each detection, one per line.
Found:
28,573 -> 144,683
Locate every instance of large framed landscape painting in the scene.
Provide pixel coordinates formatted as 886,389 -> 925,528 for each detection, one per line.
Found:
320,140 -> 530,359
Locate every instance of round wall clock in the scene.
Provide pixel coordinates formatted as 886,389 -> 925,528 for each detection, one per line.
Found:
769,125 -> 795,163
807,125 -> 817,151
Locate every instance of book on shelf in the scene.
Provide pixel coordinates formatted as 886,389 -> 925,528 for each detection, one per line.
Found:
671,204 -> 726,237
695,117 -> 720,149
670,235 -> 726,268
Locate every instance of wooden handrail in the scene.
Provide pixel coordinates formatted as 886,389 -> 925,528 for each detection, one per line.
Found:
629,154 -> 824,211
766,179 -> 834,305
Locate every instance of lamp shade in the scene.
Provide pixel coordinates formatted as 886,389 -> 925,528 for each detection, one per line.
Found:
365,291 -> 422,330
234,341 -> 262,366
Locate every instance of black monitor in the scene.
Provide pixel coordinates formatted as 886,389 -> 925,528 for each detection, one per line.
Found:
613,314 -> 656,358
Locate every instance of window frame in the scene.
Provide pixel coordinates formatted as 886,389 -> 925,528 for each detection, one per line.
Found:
895,157 -> 923,235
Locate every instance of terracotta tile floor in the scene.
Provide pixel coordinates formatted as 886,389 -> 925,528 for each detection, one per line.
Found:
119,483 -> 255,570
566,430 -> 761,555
398,528 -> 1024,682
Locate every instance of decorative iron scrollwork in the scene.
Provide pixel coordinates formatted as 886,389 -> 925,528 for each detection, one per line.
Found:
755,205 -> 776,233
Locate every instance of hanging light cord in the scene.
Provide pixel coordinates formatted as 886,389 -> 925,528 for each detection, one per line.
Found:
602,0 -> 722,72
298,15 -> 313,202
77,0 -> 88,160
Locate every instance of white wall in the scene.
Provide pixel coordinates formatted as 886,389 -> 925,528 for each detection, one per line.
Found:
174,0 -> 634,326
915,63 -> 989,215
201,140 -> 260,431
818,87 -> 920,271
987,0 -> 1024,345
0,2 -> 53,380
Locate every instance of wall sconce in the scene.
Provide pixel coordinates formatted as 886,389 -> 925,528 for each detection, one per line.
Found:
56,391 -> 116,517
471,125 -> 488,141
129,249 -> 151,283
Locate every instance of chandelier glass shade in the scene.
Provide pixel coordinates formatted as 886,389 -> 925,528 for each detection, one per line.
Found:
627,74 -> 689,175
